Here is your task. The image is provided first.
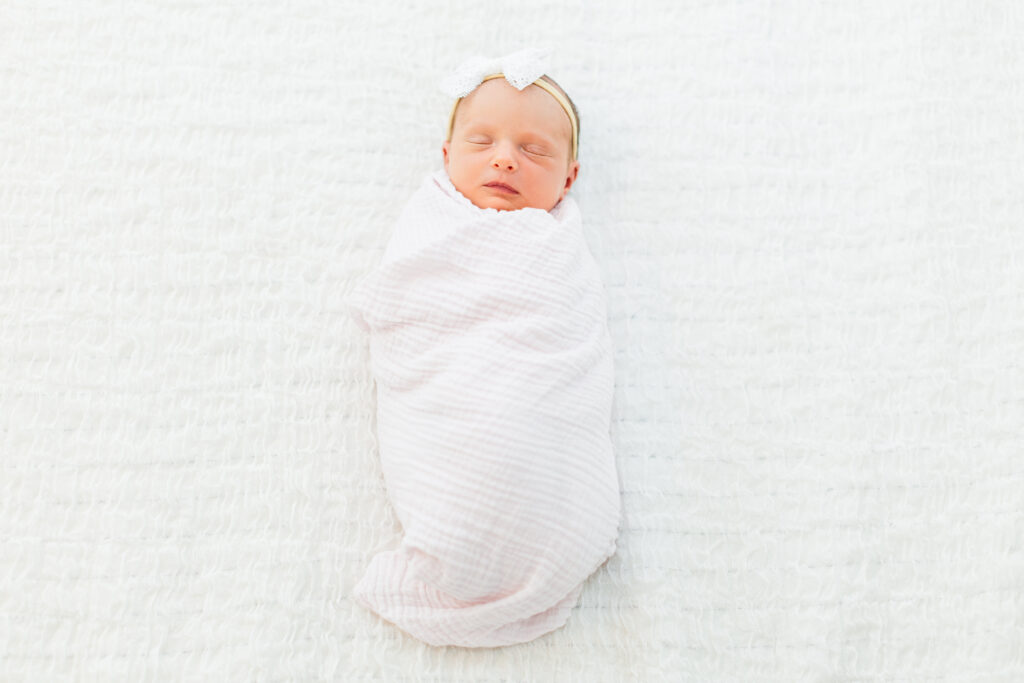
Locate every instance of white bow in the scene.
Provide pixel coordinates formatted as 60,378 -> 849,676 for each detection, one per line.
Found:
439,47 -> 552,98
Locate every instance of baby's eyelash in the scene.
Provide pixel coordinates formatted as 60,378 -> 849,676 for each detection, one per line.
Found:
464,139 -> 547,155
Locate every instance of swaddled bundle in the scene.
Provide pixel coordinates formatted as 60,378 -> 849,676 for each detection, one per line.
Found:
345,169 -> 621,648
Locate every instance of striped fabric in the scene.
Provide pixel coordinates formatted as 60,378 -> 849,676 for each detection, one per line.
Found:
345,170 -> 621,647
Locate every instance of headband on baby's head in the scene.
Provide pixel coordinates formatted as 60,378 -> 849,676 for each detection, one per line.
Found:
440,47 -> 579,161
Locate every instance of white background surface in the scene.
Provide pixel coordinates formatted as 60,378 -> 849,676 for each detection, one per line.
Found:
2,1 -> 1022,680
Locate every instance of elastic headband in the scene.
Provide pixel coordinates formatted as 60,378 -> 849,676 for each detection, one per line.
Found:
446,74 -> 578,161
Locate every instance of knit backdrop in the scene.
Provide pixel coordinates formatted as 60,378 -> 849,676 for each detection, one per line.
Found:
1,1 -> 1022,680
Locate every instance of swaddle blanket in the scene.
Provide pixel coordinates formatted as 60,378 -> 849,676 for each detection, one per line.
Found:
345,169 -> 621,648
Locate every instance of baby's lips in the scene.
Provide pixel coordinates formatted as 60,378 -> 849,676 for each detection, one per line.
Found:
484,182 -> 519,194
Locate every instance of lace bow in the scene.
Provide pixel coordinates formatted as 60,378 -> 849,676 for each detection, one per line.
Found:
439,47 -> 552,98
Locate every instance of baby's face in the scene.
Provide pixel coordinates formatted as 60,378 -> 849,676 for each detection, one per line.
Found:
443,78 -> 580,212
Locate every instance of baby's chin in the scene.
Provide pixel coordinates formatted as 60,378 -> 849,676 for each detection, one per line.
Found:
474,197 -> 524,211
469,191 -> 550,212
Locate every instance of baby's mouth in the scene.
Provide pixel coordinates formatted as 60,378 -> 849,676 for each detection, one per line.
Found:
484,182 -> 519,195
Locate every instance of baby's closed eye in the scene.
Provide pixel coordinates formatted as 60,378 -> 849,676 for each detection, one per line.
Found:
464,136 -> 547,156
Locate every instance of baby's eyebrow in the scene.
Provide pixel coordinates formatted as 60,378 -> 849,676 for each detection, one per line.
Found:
522,129 -> 556,143
518,133 -> 561,150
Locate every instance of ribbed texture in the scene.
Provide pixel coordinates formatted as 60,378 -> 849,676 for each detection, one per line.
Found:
345,171 -> 621,647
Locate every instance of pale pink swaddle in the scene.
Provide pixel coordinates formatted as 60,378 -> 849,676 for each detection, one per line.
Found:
345,169 -> 621,647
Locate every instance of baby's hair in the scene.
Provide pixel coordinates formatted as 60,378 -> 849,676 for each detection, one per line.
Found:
447,74 -> 581,161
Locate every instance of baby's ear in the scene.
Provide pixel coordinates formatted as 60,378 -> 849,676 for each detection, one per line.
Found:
562,160 -> 580,198
442,140 -> 450,170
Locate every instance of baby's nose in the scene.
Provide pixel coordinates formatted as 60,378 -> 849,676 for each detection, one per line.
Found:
490,147 -> 517,172
491,157 -> 516,171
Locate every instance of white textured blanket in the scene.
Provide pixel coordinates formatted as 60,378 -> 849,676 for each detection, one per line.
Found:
6,4 -> 1024,680
345,170 -> 621,647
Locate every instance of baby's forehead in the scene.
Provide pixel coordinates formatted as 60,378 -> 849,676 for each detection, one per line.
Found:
455,80 -> 571,137
476,79 -> 557,106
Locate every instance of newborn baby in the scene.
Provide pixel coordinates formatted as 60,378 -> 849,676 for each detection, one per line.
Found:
442,72 -> 580,211
347,49 -> 620,648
